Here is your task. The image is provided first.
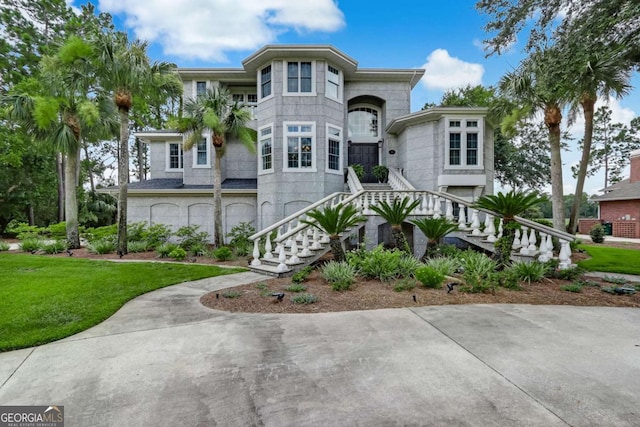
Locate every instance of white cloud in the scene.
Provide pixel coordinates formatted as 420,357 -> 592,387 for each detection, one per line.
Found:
97,0 -> 345,61
420,49 -> 484,91
568,96 -> 636,137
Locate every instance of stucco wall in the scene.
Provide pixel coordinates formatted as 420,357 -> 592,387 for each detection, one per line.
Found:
148,141 -> 183,179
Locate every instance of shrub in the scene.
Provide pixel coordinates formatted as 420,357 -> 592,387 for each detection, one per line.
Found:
396,255 -> 422,278
144,223 -> 173,249
350,245 -> 404,281
176,225 -> 210,252
602,275 -> 628,285
0,241 -> 11,251
573,279 -> 600,288
292,266 -> 313,284
589,224 -> 605,244
546,264 -> 584,281
291,293 -> 318,304
189,242 -> 208,257
7,221 -> 45,240
127,241 -> 150,253
87,239 -> 116,254
155,242 -> 178,258
83,224 -> 117,242
169,247 -> 187,261
322,261 -> 357,291
425,256 -> 460,276
488,269 -> 521,290
415,266 -> 445,288
222,290 -> 242,298
127,222 -> 148,242
459,250 -> 497,293
19,238 -> 43,252
510,261 -> 548,284
42,240 -> 67,254
351,163 -> 365,180
226,222 -> 256,256
561,284 -> 582,293
285,284 -> 307,293
213,246 -> 233,261
45,222 -> 68,239
393,278 -> 417,292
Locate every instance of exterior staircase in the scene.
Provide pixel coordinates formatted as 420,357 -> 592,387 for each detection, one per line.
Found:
248,167 -> 576,277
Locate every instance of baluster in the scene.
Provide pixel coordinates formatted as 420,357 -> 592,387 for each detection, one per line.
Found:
362,195 -> 371,215
300,232 -> 311,256
251,240 -> 261,266
519,227 -> 530,255
427,194 -> 434,216
276,246 -> 288,273
458,205 -> 467,230
545,234 -> 554,258
497,219 -> 503,239
485,214 -> 496,242
537,233 -> 550,262
445,199 -> 454,220
433,196 -> 442,219
264,234 -> 273,259
285,222 -> 293,247
470,209 -> 481,235
287,239 -> 300,264
558,240 -> 571,269
320,230 -> 330,244
274,227 -> 283,254
311,228 -> 322,249
527,228 -> 537,254
512,228 -> 521,249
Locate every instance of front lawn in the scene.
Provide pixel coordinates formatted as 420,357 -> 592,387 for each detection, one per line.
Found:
0,254 -> 245,351
577,245 -> 640,275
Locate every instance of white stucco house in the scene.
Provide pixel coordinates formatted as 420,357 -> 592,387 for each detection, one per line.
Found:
127,45 -> 494,244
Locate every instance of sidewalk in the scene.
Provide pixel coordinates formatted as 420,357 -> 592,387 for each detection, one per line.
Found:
576,233 -> 640,244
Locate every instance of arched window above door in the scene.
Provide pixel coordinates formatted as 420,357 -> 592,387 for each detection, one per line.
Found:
348,106 -> 380,140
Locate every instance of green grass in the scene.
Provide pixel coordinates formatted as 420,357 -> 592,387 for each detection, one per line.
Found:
0,254 -> 245,351
577,245 -> 640,275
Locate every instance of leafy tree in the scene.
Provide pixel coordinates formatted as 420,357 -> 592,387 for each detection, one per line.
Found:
411,218 -> 459,260
93,31 -> 181,254
302,204 -> 366,262
368,197 -> 421,253
439,84 -> 496,107
177,87 -> 255,247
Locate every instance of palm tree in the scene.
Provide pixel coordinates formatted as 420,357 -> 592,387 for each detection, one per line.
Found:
498,47 -> 570,231
474,190 -> 545,267
177,87 -> 256,247
566,44 -> 631,234
302,204 -> 365,262
93,31 -> 182,254
5,37 -> 116,248
369,196 -> 420,253
411,218 -> 459,260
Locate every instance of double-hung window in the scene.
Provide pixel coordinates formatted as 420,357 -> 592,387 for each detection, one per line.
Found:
445,117 -> 483,168
286,61 -> 313,94
326,65 -> 340,100
167,142 -> 183,170
260,65 -> 272,99
284,122 -> 315,171
194,138 -> 209,167
326,124 -> 342,173
259,124 -> 273,174
196,81 -> 206,97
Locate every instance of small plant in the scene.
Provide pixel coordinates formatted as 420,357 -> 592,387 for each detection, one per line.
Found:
393,277 -> 417,292
42,240 -> 67,254
291,293 -> 318,304
285,284 -> 307,293
425,256 -> 460,276
545,263 -> 584,281
414,266 -> 445,289
351,163 -> 365,180
510,261 -> 548,284
255,282 -> 268,290
351,245 -> 404,281
127,240 -> 149,253
189,242 -> 208,257
226,222 -> 256,257
169,247 -> 187,261
291,266 -> 313,284
573,279 -> 600,288
488,269 -> 521,290
144,223 -> 173,249
589,223 -> 605,244
175,225 -> 210,252
155,242 -> 178,258
9,222 -> 45,240
222,290 -> 242,298
372,165 -> 389,182
0,240 -> 11,251
45,222 -> 68,239
83,224 -> 117,242
212,246 -> 233,261
396,255 -> 422,278
561,284 -> 583,293
602,275 -> 628,285
19,238 -> 43,253
459,250 -> 497,293
321,261 -> 357,291
87,238 -> 116,255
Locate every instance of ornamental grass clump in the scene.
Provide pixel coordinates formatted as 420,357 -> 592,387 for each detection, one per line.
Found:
321,261 -> 357,291
19,238 -> 42,253
459,250 -> 497,293
425,256 -> 460,277
42,240 -> 67,254
87,238 -> 116,255
510,261 -> 548,284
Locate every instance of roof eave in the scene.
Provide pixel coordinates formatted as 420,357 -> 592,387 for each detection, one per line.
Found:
386,107 -> 490,135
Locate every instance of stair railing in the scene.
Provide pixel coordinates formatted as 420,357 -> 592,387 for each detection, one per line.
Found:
388,167 -> 415,191
346,166 -> 364,193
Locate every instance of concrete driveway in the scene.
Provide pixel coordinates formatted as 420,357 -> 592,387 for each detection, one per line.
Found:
1,271 -> 639,426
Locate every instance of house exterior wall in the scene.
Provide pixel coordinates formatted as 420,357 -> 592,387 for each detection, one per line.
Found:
148,141 -> 183,179
599,200 -> 640,238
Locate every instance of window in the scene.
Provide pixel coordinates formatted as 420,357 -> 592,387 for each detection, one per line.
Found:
284,122 -> 315,171
167,142 -> 183,170
259,125 -> 273,173
327,125 -> 342,173
232,94 -> 244,103
260,65 -> 272,99
445,117 -> 483,168
348,107 -> 379,139
247,94 -> 258,104
286,61 -> 313,94
196,81 -> 206,97
326,65 -> 340,100
194,138 -> 209,167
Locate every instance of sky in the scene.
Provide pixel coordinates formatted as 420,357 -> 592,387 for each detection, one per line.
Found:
73,0 -> 640,195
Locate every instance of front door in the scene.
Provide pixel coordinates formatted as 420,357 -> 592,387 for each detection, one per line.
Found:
348,143 -> 379,183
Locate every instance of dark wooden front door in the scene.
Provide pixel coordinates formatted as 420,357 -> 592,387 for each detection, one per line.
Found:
348,143 -> 379,183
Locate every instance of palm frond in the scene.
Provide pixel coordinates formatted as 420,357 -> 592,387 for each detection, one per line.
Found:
411,217 -> 458,242
474,190 -> 546,221
302,204 -> 365,237
369,196 -> 421,226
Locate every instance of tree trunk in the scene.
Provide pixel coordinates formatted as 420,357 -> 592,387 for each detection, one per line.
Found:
568,95 -> 596,234
391,225 -> 410,254
213,145 -> 224,247
65,148 -> 81,248
546,105 -> 565,231
57,152 -> 65,222
422,239 -> 438,260
83,142 -> 96,193
329,235 -> 346,262
116,108 -> 129,254
137,136 -> 145,181
28,205 -> 35,226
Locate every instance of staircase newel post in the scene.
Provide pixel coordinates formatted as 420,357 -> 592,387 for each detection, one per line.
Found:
519,227 -> 530,255
276,246 -> 288,273
251,240 -> 262,266
264,234 -> 273,259
558,240 -> 571,269
485,214 -> 496,242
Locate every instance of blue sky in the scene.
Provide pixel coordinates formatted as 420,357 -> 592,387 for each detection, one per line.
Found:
78,0 -> 639,194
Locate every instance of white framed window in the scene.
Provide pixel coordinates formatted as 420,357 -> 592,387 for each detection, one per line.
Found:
166,142 -> 183,171
259,124 -> 274,174
283,121 -> 316,172
326,64 -> 341,101
193,137 -> 210,168
231,90 -> 258,119
326,124 -> 342,174
445,117 -> 483,169
259,64 -> 272,100
195,81 -> 207,97
284,61 -> 315,95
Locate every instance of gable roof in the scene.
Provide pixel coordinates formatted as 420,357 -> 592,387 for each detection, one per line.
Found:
592,179 -> 640,202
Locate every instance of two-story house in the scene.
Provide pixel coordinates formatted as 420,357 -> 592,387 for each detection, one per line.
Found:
128,45 -> 494,243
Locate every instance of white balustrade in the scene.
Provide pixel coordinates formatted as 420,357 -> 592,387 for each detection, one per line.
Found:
485,214 -> 496,242
458,205 -> 468,229
311,228 -> 322,249
445,200 -> 454,220
513,228 -> 521,249
470,209 -> 482,236
264,234 -> 273,259
251,240 -> 261,266
527,228 -> 537,254
300,232 -> 312,256
276,246 -> 288,273
497,219 -> 503,239
519,227 -> 530,255
433,196 -> 442,219
537,233 -> 550,262
286,239 -> 300,264
558,240 -> 571,269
